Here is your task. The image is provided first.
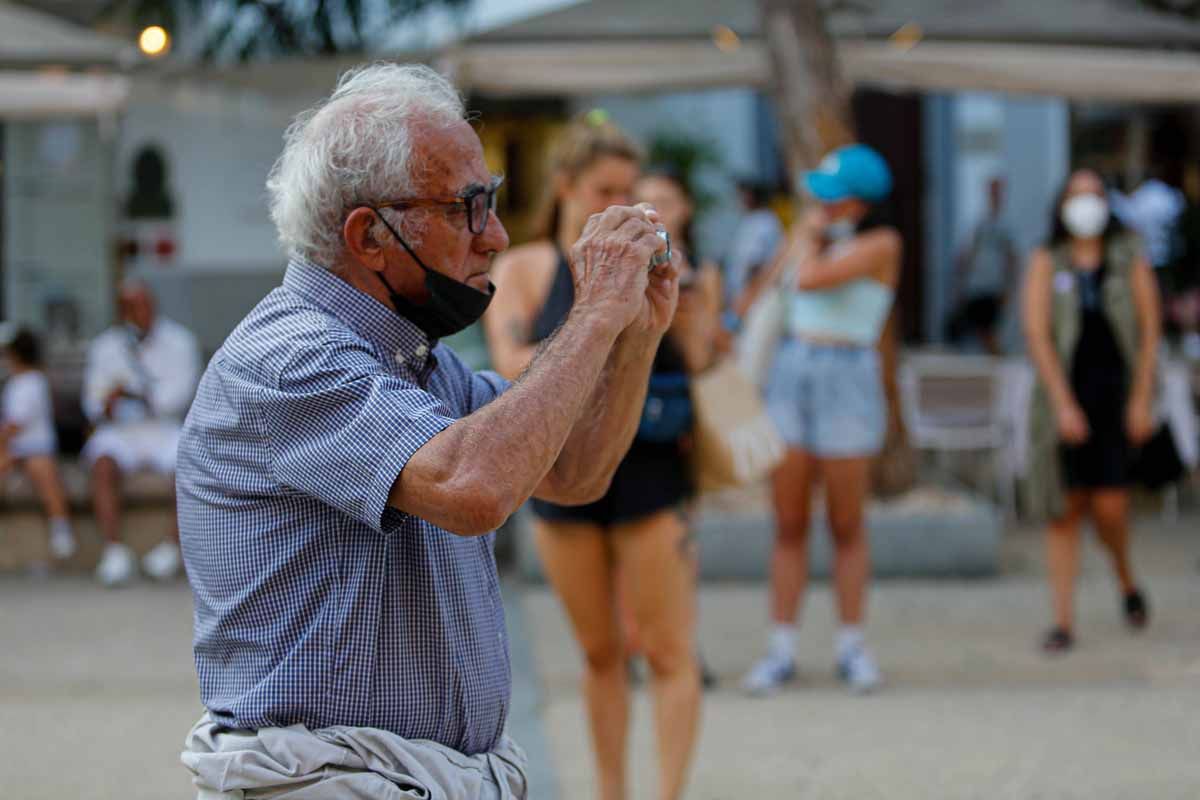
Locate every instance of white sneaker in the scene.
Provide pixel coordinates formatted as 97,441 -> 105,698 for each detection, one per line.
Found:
96,543 -> 136,587
142,540 -> 181,581
836,645 -> 882,694
49,527 -> 77,560
741,655 -> 797,695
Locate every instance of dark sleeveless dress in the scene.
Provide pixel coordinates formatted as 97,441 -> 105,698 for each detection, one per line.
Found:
529,250 -> 693,526
1060,262 -> 1132,488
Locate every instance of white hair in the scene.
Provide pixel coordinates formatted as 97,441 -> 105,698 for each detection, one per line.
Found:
267,62 -> 466,266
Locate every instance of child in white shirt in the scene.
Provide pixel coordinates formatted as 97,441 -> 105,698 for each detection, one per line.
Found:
1,328 -> 76,560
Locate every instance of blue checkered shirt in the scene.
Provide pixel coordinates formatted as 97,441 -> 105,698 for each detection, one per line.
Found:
177,259 -> 512,756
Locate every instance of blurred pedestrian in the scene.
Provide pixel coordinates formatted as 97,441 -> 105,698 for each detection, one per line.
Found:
636,166 -> 728,372
177,64 -> 675,800
1110,171 -> 1184,272
742,144 -> 900,696
0,327 -> 76,561
83,279 -> 200,586
485,120 -> 702,800
635,166 -> 726,691
1164,175 -> 1200,361
947,177 -> 1019,354
725,178 -> 783,315
1022,168 -> 1158,654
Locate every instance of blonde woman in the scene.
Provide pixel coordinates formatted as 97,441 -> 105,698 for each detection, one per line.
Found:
485,118 -> 701,800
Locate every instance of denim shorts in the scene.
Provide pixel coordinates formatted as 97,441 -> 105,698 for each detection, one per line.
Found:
764,338 -> 886,457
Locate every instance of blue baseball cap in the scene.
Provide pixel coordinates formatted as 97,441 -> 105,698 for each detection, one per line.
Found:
803,144 -> 893,203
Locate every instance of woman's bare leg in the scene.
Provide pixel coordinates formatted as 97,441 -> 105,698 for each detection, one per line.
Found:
613,511 -> 700,800
535,518 -> 628,800
1047,491 -> 1089,631
819,456 -> 873,626
1090,489 -> 1136,594
768,449 -> 817,624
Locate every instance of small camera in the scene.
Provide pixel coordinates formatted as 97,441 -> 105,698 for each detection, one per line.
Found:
650,229 -> 671,270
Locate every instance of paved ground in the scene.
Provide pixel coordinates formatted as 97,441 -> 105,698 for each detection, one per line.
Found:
525,519 -> 1200,800
1,517 -> 1197,799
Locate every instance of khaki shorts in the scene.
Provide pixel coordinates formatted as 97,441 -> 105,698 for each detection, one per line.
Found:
182,712 -> 528,799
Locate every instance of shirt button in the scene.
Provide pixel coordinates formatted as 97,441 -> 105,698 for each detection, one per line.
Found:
394,350 -> 405,365
414,344 -> 429,358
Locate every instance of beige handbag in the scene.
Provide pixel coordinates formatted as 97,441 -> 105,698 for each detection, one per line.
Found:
689,358 -> 786,493
735,284 -> 787,387
734,250 -> 801,388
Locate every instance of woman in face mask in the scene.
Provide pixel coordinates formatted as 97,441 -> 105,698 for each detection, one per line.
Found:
741,144 -> 901,696
1022,168 -> 1160,654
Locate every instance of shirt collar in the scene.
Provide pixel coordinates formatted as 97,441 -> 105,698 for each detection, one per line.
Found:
283,258 -> 435,371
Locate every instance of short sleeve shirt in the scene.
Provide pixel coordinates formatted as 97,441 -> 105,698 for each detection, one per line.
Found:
176,259 -> 512,756
1,371 -> 57,456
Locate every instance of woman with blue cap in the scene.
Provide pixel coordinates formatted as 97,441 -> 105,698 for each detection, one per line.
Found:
742,143 -> 900,695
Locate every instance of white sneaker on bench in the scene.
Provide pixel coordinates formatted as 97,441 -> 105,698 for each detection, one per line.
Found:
49,527 -> 77,560
96,543 -> 136,587
143,540 -> 181,581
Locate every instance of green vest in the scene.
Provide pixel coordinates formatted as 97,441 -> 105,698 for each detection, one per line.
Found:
1024,233 -> 1142,519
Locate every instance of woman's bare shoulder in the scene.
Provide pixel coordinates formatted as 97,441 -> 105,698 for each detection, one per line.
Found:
854,227 -> 903,285
492,240 -> 558,290
495,240 -> 556,270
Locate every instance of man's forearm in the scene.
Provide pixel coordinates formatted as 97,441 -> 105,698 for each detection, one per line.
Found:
541,329 -> 660,503
389,309 -> 621,534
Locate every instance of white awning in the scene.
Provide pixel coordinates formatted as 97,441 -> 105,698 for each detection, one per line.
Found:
0,0 -> 131,68
0,70 -> 131,118
440,38 -> 1200,103
154,0 -> 1200,103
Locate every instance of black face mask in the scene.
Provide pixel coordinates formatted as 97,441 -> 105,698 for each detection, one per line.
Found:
371,211 -> 495,341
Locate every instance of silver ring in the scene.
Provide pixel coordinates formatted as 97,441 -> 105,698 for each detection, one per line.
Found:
650,228 -> 671,269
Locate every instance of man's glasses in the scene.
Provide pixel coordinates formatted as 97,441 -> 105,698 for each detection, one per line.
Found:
376,175 -> 503,236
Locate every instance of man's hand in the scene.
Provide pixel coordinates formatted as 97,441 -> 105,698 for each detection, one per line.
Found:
103,385 -> 148,420
103,386 -> 127,420
569,205 -> 663,334
630,246 -> 681,338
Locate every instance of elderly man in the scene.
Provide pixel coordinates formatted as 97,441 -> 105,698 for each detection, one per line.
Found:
176,64 -> 677,799
84,279 -> 200,586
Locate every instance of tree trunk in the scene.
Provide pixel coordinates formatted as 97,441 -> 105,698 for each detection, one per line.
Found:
758,0 -> 855,173
759,0 -> 916,496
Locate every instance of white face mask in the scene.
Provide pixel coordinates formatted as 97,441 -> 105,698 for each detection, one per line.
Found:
825,219 -> 857,242
1061,194 -> 1109,239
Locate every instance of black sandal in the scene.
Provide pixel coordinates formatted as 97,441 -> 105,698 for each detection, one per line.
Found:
1041,627 -> 1074,654
1123,589 -> 1150,630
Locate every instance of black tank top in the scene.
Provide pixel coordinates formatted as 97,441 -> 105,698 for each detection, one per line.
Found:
528,249 -> 692,526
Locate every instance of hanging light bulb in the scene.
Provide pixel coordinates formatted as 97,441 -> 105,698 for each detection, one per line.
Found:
139,25 -> 171,58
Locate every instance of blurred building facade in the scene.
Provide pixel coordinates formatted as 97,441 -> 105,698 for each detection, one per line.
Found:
5,0 -> 1200,358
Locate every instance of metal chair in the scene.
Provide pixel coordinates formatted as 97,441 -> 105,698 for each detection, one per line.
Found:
899,353 -> 1027,520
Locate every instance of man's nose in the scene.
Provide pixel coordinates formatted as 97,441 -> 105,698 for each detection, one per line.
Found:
476,210 -> 509,253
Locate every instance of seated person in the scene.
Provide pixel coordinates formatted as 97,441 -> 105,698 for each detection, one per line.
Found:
0,327 -> 76,561
83,280 -> 200,586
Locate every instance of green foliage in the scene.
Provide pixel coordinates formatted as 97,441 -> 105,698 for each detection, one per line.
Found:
104,0 -> 471,61
645,130 -> 723,212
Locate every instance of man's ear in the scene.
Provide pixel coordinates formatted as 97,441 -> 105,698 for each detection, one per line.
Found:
344,207 -> 387,271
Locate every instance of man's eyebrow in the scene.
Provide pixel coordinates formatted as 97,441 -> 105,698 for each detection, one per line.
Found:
457,174 -> 503,196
